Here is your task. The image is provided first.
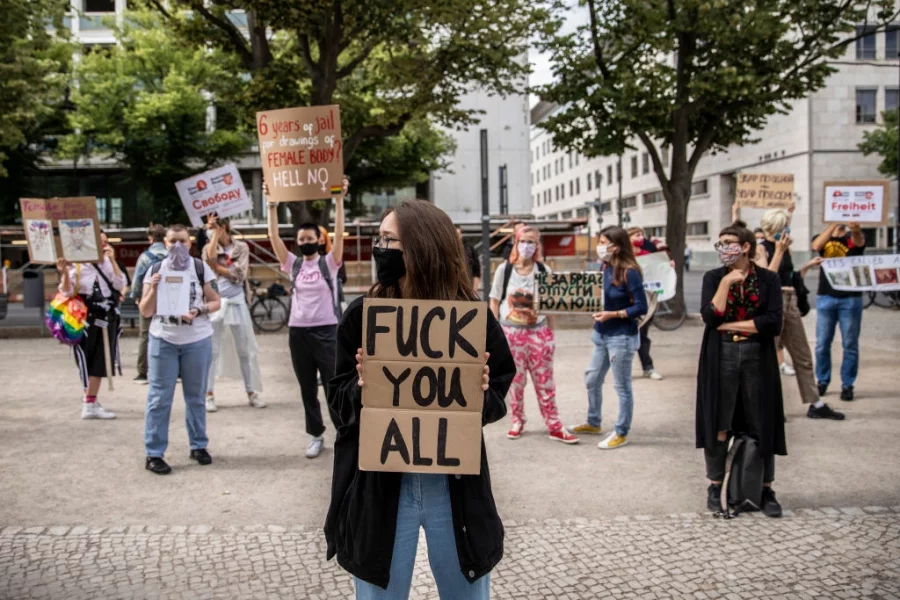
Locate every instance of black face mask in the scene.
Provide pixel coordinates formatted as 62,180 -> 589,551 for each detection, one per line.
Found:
373,246 -> 406,287
298,242 -> 318,257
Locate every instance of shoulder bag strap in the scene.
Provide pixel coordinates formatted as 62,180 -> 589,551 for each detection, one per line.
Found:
318,254 -> 341,320
500,261 -> 513,302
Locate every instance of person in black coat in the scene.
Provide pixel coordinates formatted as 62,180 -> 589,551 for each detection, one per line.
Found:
696,221 -> 786,518
325,200 -> 516,598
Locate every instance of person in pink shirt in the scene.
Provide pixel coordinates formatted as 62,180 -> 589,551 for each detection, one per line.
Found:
265,177 -> 348,459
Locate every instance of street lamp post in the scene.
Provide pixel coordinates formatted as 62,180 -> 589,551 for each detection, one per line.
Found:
617,156 -> 623,227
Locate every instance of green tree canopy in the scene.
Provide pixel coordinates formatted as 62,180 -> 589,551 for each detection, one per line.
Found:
859,109 -> 899,178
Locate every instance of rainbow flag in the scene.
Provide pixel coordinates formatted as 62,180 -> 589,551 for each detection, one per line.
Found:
330,185 -> 343,195
45,294 -> 88,345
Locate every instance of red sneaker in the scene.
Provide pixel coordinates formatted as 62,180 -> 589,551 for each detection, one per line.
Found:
507,423 -> 524,440
549,429 -> 579,444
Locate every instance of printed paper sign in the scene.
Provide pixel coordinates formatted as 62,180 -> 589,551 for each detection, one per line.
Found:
735,173 -> 794,209
175,164 -> 251,227
256,104 -> 343,203
823,181 -> 890,224
821,254 -> 900,291
537,272 -> 604,313
20,197 -> 101,264
359,299 -> 486,475
637,252 -> 677,301
156,274 -> 191,317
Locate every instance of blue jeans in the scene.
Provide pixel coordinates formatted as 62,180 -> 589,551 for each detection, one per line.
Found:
355,474 -> 490,600
584,330 -> 639,436
145,335 -> 212,457
815,295 -> 863,389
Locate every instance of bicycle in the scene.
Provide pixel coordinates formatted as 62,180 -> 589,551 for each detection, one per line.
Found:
249,279 -> 290,333
871,290 -> 900,309
652,297 -> 687,331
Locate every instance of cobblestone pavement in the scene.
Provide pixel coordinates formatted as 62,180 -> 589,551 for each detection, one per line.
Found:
2,507 -> 899,599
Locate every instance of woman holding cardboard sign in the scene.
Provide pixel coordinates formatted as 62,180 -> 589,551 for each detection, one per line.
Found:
264,176 -> 347,459
325,200 -> 516,599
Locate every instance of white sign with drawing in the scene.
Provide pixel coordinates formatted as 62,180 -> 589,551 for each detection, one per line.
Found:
25,219 -> 56,263
58,219 -> 99,262
637,252 -> 677,302
156,274 -> 191,317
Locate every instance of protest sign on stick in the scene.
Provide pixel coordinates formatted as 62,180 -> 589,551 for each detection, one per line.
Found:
735,173 -> 795,209
359,298 -> 486,475
256,104 -> 343,203
637,252 -> 677,301
175,164 -> 251,227
20,197 -> 101,264
537,272 -> 604,313
821,254 -> 900,291
823,181 -> 890,224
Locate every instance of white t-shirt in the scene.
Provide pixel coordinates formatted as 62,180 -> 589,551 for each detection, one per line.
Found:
149,259 -> 217,346
489,262 -> 551,326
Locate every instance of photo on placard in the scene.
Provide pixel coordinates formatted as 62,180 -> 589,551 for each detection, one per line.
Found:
874,267 -> 900,285
59,219 -> 98,262
827,270 -> 853,288
852,266 -> 873,287
25,219 -> 56,263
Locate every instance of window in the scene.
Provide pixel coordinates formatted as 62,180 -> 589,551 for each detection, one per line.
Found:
888,27 -> 900,59
575,178 -> 580,194
560,158 -> 564,173
691,180 -> 709,196
888,88 -> 899,112
856,26 -> 876,60
554,161 -> 558,175
600,201 -> 612,213
644,191 -> 664,205
587,174 -> 592,191
607,165 -> 613,185
595,170 -> 602,188
84,0 -> 115,11
554,187 -> 559,201
568,153 -> 573,169
687,221 -> 709,236
575,155 -> 579,166
642,152 -> 650,174
561,184 -> 565,199
856,88 -> 877,123
569,181 -> 574,196
631,156 -> 638,178
535,170 -> 539,184
661,147 -> 669,165
576,207 -> 589,218
620,196 -> 637,210
645,226 -> 666,238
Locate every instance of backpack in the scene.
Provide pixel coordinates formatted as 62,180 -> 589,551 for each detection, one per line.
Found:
150,258 -> 206,288
290,254 -> 342,321
499,260 -> 547,302
719,434 -> 765,518
133,249 -> 166,299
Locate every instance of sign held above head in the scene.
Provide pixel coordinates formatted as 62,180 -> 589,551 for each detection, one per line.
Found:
823,180 -> 890,225
175,163 -> 251,227
734,173 -> 794,209
20,197 -> 102,264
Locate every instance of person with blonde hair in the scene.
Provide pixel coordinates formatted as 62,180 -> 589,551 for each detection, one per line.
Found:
759,203 -> 844,420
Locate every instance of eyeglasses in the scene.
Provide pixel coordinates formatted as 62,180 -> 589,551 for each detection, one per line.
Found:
713,242 -> 741,251
374,235 -> 402,249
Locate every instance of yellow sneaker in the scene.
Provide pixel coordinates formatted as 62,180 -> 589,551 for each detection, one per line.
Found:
571,423 -> 603,435
598,433 -> 628,449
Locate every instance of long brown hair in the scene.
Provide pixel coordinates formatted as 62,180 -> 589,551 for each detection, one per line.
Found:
369,200 -> 478,301
601,225 -> 642,285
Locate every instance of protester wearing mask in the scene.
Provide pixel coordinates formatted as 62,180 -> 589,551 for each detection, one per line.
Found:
626,227 -> 664,381
56,231 -> 127,419
754,228 -> 765,245
203,214 -> 264,412
811,222 -> 866,401
325,200 -> 516,599
139,225 -> 220,475
758,206 -> 844,420
265,177 -> 348,459
697,223 -> 786,517
131,224 -> 168,384
572,227 -> 648,449
489,227 -> 579,444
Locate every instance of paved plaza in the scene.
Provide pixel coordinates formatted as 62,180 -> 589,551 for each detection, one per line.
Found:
1,309 -> 899,598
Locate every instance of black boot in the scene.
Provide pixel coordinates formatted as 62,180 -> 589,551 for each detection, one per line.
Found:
707,483 -> 722,513
145,456 -> 171,475
761,487 -> 782,518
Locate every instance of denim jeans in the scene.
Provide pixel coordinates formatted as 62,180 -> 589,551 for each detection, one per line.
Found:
354,474 -> 490,600
584,330 -> 639,436
815,295 -> 863,388
145,335 -> 212,458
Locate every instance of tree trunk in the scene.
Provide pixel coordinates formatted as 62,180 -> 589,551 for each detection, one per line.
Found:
663,174 -> 692,319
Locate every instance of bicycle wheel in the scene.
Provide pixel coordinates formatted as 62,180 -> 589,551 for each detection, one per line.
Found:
863,291 -> 876,309
873,290 -> 900,309
251,296 -> 289,332
652,299 -> 687,331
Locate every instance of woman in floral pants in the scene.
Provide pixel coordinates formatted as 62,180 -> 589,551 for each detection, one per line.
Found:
489,227 -> 579,444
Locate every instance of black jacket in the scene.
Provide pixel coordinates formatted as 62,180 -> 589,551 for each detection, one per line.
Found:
324,296 -> 516,589
696,266 -> 787,457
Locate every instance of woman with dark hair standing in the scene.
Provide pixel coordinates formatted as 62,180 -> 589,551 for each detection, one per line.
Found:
325,200 -> 516,599
573,226 -> 647,449
697,222 -> 786,518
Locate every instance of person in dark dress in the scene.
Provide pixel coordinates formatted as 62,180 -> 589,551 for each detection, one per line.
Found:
697,222 -> 786,518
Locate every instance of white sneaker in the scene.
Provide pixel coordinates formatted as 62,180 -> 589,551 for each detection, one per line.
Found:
248,392 -> 266,408
306,436 -> 324,459
81,402 -> 116,420
643,369 -> 664,381
205,395 -> 218,413
780,363 -> 796,376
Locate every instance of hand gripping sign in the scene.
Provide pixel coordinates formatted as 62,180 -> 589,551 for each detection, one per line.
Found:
359,299 -> 487,475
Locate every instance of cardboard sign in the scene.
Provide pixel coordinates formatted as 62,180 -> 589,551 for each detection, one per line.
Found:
256,104 -> 343,203
637,252 -> 677,302
821,254 -> 900,291
735,173 -> 794,209
823,181 -> 890,224
20,197 -> 101,264
359,299 -> 486,475
536,272 -> 603,312
175,164 -> 251,227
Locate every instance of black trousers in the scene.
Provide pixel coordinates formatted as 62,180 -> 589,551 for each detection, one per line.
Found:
638,319 -> 653,371
289,325 -> 338,438
704,339 -> 775,483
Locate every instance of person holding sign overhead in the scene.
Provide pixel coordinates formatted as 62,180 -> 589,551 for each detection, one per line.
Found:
489,227 -> 579,444
324,200 -> 516,599
264,176 -> 348,459
572,226 -> 647,449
